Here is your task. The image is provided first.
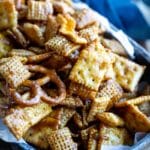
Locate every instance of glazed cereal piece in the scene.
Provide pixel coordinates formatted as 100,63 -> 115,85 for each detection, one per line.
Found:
117,103 -> 150,132
112,54 -> 145,91
0,33 -> 12,58
53,1 -> 74,14
69,82 -> 97,100
69,44 -> 113,91
0,0 -> 17,30
96,112 -> 125,127
87,128 -> 98,150
97,79 -> 123,109
57,14 -> 87,44
4,102 -> 52,139
78,23 -> 99,44
59,95 -> 83,108
59,108 -> 75,128
87,97 -> 110,122
73,112 -> 83,128
115,95 -> 150,107
45,15 -> 59,41
45,35 -> 80,56
23,23 -> 45,46
97,124 -> 133,149
27,0 -> 53,21
0,57 -> 30,88
47,127 -> 77,150
73,9 -> 98,29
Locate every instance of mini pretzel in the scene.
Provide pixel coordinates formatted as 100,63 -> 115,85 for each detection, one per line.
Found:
26,65 -> 66,104
9,80 -> 43,106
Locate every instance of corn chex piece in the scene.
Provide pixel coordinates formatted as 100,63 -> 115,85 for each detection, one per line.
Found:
24,114 -> 59,149
73,9 -> 98,29
47,127 -> 77,150
0,33 -> 12,58
23,23 -> 45,46
87,96 -> 110,122
57,14 -> 87,44
69,44 -> 113,91
53,1 -> 74,14
78,23 -> 99,44
96,112 -> 125,127
45,35 -> 80,56
97,124 -> 133,149
0,56 -> 30,88
115,95 -> 150,107
69,82 -> 97,100
117,103 -> 150,132
97,79 -> 123,109
27,0 -> 53,21
45,15 -> 59,41
0,0 -> 17,30
59,95 -> 83,108
112,54 -> 145,91
87,128 -> 98,150
4,102 -> 52,139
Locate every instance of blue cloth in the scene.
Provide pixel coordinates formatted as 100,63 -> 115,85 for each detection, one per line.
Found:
74,0 -> 150,40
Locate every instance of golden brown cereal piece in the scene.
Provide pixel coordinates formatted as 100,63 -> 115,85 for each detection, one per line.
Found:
45,35 -> 80,56
0,0 -> 17,30
87,128 -> 98,150
0,33 -> 12,58
53,1 -> 74,14
117,104 -> 150,132
7,27 -> 28,48
69,44 -> 113,91
115,95 -> 150,107
78,23 -> 99,44
4,102 -> 52,139
24,126 -> 51,149
23,23 -> 45,46
97,79 -> 123,109
0,57 -> 30,88
73,112 -> 83,128
27,0 -> 53,21
96,112 -> 125,127
8,49 -> 36,57
57,14 -> 87,44
59,95 -> 83,108
69,82 -> 97,100
47,127 -> 77,150
87,97 -> 110,122
97,124 -> 133,149
45,15 -> 59,41
59,108 -> 75,128
112,54 -> 145,91
103,64 -> 115,80
73,9 -> 98,29
102,39 -> 127,57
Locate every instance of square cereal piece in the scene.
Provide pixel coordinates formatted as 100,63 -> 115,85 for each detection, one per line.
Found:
97,124 -> 133,149
0,0 -> 17,30
113,54 -> 145,91
69,44 -> 112,91
47,127 -> 77,150
27,0 -> 53,21
45,35 -> 80,56
87,96 -> 110,122
69,82 -> 97,100
0,57 -> 30,88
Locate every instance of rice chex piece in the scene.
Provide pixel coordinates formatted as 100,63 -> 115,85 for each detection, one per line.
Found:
47,127 -> 77,150
27,0 -> 53,21
0,56 -> 30,88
